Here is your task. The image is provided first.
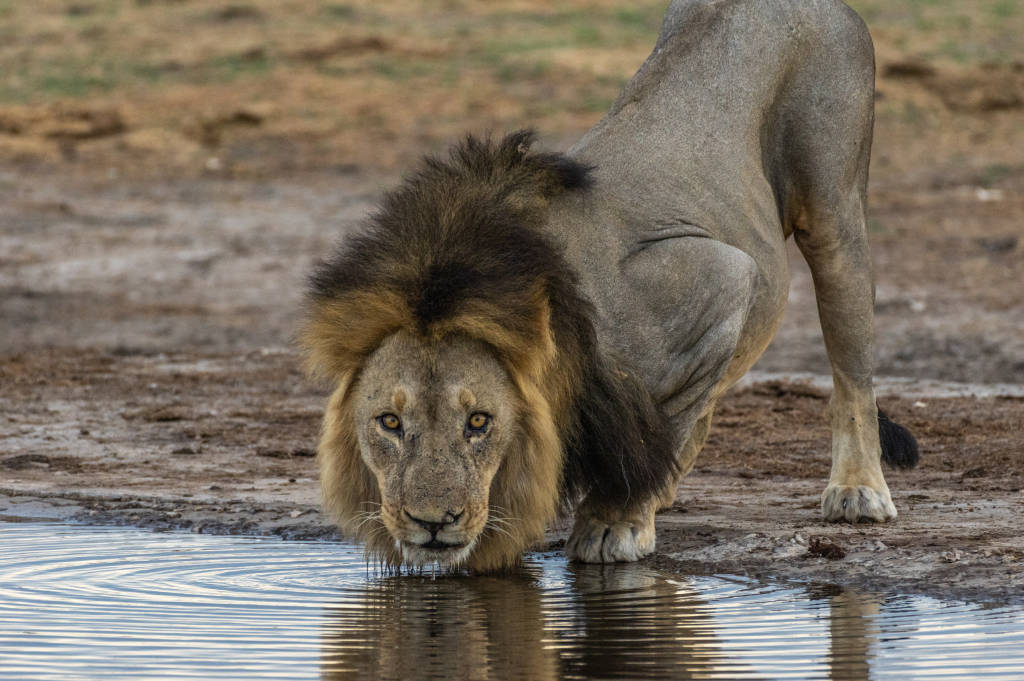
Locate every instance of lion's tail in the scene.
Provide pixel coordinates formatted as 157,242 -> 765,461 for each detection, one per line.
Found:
878,407 -> 920,469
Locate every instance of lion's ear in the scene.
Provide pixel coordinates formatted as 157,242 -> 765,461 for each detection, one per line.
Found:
498,129 -> 594,198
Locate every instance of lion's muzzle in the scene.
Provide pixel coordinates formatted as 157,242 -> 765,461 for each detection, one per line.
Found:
405,508 -> 465,548
387,502 -> 487,567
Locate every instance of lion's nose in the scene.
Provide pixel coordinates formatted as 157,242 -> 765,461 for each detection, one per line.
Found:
405,509 -> 464,536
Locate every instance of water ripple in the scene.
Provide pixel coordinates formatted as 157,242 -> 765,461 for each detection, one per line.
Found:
1,523 -> 1022,680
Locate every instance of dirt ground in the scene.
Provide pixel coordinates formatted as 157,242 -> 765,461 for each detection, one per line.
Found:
1,1 -> 1023,602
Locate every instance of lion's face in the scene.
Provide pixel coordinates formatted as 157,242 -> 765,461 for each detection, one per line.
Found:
350,330 -> 521,567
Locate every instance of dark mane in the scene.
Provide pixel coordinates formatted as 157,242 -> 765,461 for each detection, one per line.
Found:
307,130 -> 677,511
308,130 -> 591,308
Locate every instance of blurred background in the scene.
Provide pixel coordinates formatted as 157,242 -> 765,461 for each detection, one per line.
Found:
1,0 -> 1022,383
0,0 -> 1021,178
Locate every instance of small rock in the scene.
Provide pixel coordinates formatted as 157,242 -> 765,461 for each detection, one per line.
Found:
289,510 -> 303,519
976,235 -> 1017,252
882,60 -> 936,79
974,188 -> 1004,203
2,454 -> 52,470
807,536 -> 846,560
941,549 -> 963,563
773,543 -> 806,559
913,401 -> 927,408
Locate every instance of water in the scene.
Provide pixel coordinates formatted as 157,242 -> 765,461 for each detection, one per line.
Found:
1,523 -> 1022,680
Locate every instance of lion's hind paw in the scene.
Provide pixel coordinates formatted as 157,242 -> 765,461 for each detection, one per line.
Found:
566,514 -> 655,563
821,484 -> 897,523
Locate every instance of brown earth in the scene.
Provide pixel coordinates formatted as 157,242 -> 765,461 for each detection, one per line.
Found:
1,0 -> 1023,602
1,344 -> 1022,603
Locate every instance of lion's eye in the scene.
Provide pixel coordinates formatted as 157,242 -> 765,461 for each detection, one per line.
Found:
379,413 -> 402,433
466,412 -> 490,433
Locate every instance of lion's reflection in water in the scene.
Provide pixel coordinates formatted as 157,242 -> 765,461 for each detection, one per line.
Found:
320,566 -> 557,681
320,563 -> 728,680
319,561 -> 887,681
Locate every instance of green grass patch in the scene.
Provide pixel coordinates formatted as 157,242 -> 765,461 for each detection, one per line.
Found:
576,88 -> 616,113
322,4 -> 356,20
368,58 -> 434,82
615,7 -> 662,31
495,59 -> 552,84
571,23 -> 604,47
935,39 -> 971,63
204,50 -> 273,81
991,0 -> 1017,18
977,164 -> 1013,188
38,72 -> 115,98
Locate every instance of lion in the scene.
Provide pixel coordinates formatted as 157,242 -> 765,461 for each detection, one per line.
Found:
301,0 -> 919,571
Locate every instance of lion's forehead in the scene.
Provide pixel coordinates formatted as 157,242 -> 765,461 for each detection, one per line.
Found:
357,331 -> 515,417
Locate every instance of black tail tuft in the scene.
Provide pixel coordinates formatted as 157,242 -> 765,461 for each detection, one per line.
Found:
878,407 -> 920,469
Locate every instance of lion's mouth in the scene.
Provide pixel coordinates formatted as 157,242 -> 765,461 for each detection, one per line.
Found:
421,538 -> 465,551
398,537 -> 476,567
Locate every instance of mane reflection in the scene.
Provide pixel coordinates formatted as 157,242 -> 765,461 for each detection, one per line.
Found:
319,561 -> 733,680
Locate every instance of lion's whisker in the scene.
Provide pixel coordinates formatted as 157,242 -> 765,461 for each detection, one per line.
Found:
353,512 -> 383,531
483,522 -> 514,540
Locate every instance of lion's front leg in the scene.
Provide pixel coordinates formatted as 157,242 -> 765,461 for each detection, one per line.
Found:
566,497 -> 657,563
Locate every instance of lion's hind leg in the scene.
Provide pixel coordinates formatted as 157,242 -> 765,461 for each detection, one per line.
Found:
794,169 -> 910,523
818,401 -> 919,522
776,3 -> 920,523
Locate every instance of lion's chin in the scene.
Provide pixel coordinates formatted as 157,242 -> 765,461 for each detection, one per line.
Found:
396,538 -> 476,568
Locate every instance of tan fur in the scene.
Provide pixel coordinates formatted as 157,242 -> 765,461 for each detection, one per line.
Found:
317,381 -> 397,565
302,290 -> 412,381
391,389 -> 406,411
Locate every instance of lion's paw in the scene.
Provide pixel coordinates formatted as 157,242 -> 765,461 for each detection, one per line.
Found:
821,484 -> 897,523
566,514 -> 655,563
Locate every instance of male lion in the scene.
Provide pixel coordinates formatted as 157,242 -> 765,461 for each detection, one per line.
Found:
302,0 -> 919,571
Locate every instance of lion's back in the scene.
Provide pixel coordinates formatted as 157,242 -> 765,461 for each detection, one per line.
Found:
573,0 -> 874,247
658,0 -> 870,51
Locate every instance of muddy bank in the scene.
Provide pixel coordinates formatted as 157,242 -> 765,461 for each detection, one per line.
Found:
3,348 -> 1022,603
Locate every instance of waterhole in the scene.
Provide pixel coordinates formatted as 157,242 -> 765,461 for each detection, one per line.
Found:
2,522 -> 1022,680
